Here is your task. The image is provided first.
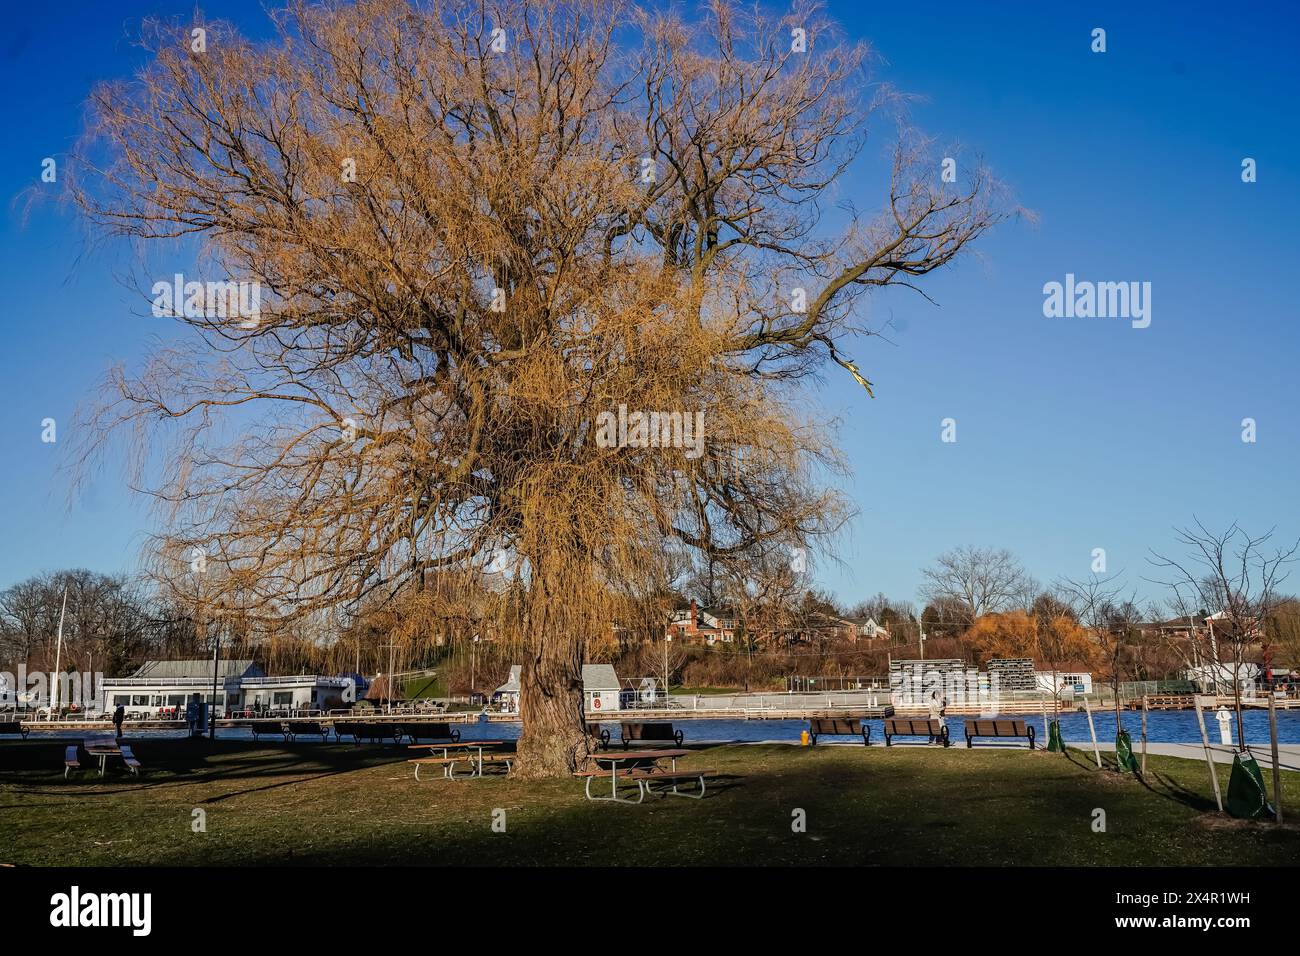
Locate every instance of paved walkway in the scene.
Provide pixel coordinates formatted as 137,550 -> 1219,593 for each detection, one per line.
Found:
1071,740 -> 1300,769
697,738 -> 1300,770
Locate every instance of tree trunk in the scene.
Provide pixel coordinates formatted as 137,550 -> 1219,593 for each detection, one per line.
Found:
512,570 -> 590,779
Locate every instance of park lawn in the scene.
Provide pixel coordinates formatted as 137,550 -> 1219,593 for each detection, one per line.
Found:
1,739 -> 1296,867
402,674 -> 447,699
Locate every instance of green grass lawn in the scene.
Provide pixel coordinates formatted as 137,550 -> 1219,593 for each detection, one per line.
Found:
402,674 -> 447,699
2,739 -> 1296,866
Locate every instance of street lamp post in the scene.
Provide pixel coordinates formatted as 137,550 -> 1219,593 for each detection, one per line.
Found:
471,634 -> 480,701
663,634 -> 672,707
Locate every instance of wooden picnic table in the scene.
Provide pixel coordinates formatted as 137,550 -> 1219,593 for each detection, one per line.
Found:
585,748 -> 690,803
407,740 -> 509,778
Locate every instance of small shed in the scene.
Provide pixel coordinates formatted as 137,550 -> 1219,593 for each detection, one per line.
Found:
583,664 -> 621,713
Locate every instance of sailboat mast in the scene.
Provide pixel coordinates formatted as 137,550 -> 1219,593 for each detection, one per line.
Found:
51,587 -> 68,713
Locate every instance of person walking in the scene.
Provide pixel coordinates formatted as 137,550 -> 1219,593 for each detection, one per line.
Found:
927,690 -> 947,744
112,703 -> 125,739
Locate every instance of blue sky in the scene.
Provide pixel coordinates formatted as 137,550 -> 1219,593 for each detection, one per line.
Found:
1,1 -> 1297,610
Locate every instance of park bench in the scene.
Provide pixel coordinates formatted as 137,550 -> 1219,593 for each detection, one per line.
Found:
284,720 -> 329,742
883,717 -> 949,747
251,721 -> 288,742
620,722 -> 684,749
586,722 -> 612,750
333,721 -> 403,744
120,744 -> 142,775
0,720 -> 29,739
401,722 -> 460,743
63,745 -> 82,778
807,717 -> 871,746
965,718 -> 1035,749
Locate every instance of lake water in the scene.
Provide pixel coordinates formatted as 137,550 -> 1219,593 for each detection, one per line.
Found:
21,708 -> 1300,745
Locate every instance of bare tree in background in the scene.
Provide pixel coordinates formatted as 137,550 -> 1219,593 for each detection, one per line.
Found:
1149,520 -> 1298,746
1058,572 -> 1131,729
921,546 -> 1031,618
68,0 -> 1010,775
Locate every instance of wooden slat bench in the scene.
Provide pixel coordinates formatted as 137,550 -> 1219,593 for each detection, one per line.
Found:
251,721 -> 287,742
620,722 -> 683,749
586,722 -> 612,750
965,718 -> 1035,749
284,720 -> 329,742
0,720 -> 29,739
120,744 -> 142,775
807,717 -> 870,746
883,717 -> 949,747
63,745 -> 82,778
333,721 -> 403,744
401,722 -> 460,744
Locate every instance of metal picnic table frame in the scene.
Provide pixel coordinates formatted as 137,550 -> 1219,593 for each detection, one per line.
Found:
585,748 -> 690,804
84,742 -> 123,777
408,740 -> 509,780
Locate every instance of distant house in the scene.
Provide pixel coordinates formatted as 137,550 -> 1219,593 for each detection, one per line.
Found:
841,616 -> 890,641
665,600 -> 738,645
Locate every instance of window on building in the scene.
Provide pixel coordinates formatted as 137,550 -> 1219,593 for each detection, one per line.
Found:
273,691 -> 293,706
131,695 -> 149,706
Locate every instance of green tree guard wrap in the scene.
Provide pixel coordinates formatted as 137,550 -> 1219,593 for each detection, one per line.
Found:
1226,752 -> 1273,819
1115,728 -> 1139,773
1047,719 -> 1066,752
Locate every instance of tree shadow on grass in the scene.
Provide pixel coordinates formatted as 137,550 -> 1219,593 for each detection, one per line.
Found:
0,738 -> 407,803
1061,745 -> 1221,814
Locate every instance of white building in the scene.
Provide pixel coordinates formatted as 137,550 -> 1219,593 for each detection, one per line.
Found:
101,660 -> 355,718
494,665 -> 522,714
100,660 -> 263,718
583,664 -> 621,713
1034,670 -> 1094,696
1184,662 -> 1261,696
494,663 -> 622,715
233,675 -> 355,714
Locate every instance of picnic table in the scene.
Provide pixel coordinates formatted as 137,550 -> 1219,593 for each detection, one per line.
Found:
407,740 -> 509,780
581,748 -> 696,803
84,741 -> 141,777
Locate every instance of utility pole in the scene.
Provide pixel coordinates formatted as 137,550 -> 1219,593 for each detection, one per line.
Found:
209,618 -> 221,740
381,641 -> 398,713
471,634 -> 480,699
919,618 -> 926,661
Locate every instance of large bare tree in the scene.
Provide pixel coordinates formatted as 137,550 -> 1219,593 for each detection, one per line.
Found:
921,546 -> 1031,618
69,0 -> 1008,775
